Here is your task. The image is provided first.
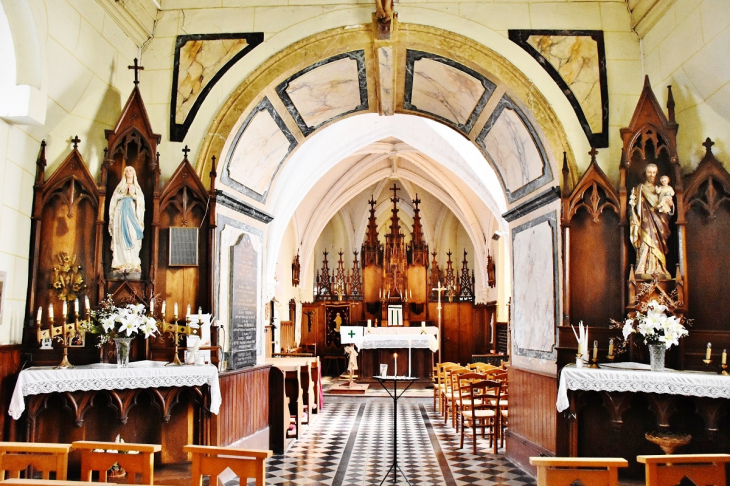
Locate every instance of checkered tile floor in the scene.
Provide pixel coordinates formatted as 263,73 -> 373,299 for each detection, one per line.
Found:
254,396 -> 536,486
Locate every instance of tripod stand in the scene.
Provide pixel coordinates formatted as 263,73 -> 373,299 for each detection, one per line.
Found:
374,375 -> 418,485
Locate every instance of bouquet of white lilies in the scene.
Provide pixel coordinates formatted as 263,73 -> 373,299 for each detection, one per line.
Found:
82,295 -> 159,345
622,299 -> 688,349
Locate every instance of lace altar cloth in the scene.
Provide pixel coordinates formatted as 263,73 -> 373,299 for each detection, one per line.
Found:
557,363 -> 730,412
360,327 -> 439,352
9,360 -> 221,419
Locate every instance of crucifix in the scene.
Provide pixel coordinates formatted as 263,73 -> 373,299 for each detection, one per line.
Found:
182,145 -> 191,160
71,135 -> 81,149
432,280 -> 447,365
128,58 -> 144,85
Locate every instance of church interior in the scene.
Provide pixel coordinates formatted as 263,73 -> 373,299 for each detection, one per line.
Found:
1,0 -> 730,484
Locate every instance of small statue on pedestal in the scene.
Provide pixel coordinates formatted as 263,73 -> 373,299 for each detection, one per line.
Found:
344,344 -> 358,386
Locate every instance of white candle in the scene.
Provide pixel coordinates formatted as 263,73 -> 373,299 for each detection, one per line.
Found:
85,296 -> 90,312
723,349 -> 727,365
367,319 -> 371,328
707,342 -> 712,360
49,304 -> 54,321
74,298 -> 79,314
608,339 -> 614,357
421,321 -> 426,328
36,306 -> 42,323
394,353 -> 398,376
161,300 -> 167,316
187,304 -> 191,317
62,300 -> 67,318
577,342 -> 582,356
174,302 -> 179,318
592,340 -> 598,360
150,299 -> 155,313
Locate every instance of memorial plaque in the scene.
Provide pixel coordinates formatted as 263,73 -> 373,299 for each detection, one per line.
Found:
230,233 -> 258,369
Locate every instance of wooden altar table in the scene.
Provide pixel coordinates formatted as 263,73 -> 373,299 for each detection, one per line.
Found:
556,362 -> 730,476
8,361 -> 221,466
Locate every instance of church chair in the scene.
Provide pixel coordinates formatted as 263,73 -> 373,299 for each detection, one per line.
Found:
455,372 -> 487,434
184,445 -> 273,486
0,442 -> 72,480
72,441 -> 161,484
498,382 -> 508,449
470,362 -> 498,373
443,366 -> 470,427
434,362 -> 459,411
638,453 -> 730,486
530,457 -> 628,486
460,379 -> 501,454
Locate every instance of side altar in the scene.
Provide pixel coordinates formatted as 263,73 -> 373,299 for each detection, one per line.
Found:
341,326 -> 439,381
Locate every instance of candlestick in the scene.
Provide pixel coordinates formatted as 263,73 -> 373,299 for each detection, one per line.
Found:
37,306 -> 42,323
592,340 -> 598,360
723,349 -> 727,366
608,338 -> 614,357
62,300 -> 67,318
706,342 -> 712,360
49,304 -> 54,321
161,300 -> 166,316
174,302 -> 178,319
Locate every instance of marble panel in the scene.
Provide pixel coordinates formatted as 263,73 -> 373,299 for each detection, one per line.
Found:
511,212 -> 558,358
509,30 -> 608,148
221,97 -> 297,203
170,33 -> 264,142
378,46 -> 395,116
404,50 -> 495,135
276,51 -> 368,136
476,95 -> 553,203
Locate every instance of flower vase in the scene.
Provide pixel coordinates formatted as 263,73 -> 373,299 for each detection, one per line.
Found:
114,337 -> 133,368
649,343 -> 666,372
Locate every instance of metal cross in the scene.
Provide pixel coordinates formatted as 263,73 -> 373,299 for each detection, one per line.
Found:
182,145 -> 191,159
128,58 -> 144,85
71,135 -> 81,149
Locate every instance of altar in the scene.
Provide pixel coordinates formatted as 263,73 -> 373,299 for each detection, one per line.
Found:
341,326 -> 439,381
8,361 -> 221,466
556,363 -> 730,476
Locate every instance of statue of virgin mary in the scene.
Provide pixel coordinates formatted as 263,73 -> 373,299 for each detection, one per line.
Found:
109,166 -> 145,273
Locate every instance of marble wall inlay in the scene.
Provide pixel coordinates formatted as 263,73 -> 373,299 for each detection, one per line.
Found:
509,30 -> 608,148
511,212 -> 558,359
378,46 -> 395,116
170,33 -> 264,142
276,51 -> 369,136
476,95 -> 554,203
221,97 -> 297,203
404,50 -> 495,135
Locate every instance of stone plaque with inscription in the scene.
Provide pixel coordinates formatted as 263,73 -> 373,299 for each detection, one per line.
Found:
230,234 -> 258,369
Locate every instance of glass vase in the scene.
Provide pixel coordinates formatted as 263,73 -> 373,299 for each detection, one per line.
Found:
114,337 -> 133,368
649,343 -> 666,372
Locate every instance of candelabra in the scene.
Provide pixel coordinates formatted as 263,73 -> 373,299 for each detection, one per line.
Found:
36,302 -> 91,369
160,313 -> 199,366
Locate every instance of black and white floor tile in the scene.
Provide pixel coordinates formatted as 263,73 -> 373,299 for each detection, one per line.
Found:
253,396 -> 536,486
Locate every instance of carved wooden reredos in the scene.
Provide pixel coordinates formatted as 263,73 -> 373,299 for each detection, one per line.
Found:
561,75 -> 730,370
24,73 -> 217,365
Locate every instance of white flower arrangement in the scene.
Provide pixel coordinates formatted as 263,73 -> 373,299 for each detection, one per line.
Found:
621,299 -> 688,349
82,295 -> 159,345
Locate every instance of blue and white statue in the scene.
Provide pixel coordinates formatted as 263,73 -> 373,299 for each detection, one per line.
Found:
109,165 -> 145,274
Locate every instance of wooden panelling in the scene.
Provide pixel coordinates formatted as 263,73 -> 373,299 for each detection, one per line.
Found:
506,367 -> 557,472
0,345 -> 22,441
211,365 -> 271,447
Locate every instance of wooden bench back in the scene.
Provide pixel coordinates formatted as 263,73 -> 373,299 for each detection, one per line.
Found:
184,445 -> 273,486
0,442 -> 71,480
530,457 -> 628,486
638,453 -> 730,486
72,441 -> 160,485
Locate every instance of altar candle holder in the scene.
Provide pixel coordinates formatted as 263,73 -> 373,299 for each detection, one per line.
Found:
606,353 -> 615,362
721,363 -> 729,376
589,357 -> 599,369
161,313 -> 199,366
703,358 -> 713,367
576,353 -> 584,368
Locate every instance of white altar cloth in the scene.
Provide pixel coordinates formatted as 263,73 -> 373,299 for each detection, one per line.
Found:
9,360 -> 221,419
557,363 -> 730,412
341,326 -> 439,352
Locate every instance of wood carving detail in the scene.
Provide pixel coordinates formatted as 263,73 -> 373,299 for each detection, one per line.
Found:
684,139 -> 730,220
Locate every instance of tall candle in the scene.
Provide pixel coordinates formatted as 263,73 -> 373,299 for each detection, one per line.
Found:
85,296 -> 90,312
198,306 -> 203,317
608,338 -> 614,357
394,353 -> 398,376
74,298 -> 79,314
161,300 -> 166,316
592,340 -> 598,360
36,306 -> 42,323
62,300 -> 67,318
187,304 -> 191,317
150,299 -> 155,313
706,342 -> 712,360
174,302 -> 179,318
49,304 -> 54,321
577,342 -> 582,357
367,319 -> 371,328
723,349 -> 727,365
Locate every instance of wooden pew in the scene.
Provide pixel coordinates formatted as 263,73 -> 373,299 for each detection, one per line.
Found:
268,366 -> 290,454
0,442 -> 71,481
184,445 -> 272,486
638,454 -> 730,486
72,441 -> 161,484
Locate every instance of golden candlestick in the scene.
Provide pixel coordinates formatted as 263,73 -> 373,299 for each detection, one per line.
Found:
606,354 -> 615,362
161,314 -> 199,366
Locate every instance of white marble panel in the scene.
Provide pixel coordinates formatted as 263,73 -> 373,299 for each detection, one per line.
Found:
378,47 -> 394,116
411,58 -> 485,125
527,35 -> 602,132
228,109 -> 290,196
484,109 -> 543,192
285,57 -> 361,128
512,219 -> 555,353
